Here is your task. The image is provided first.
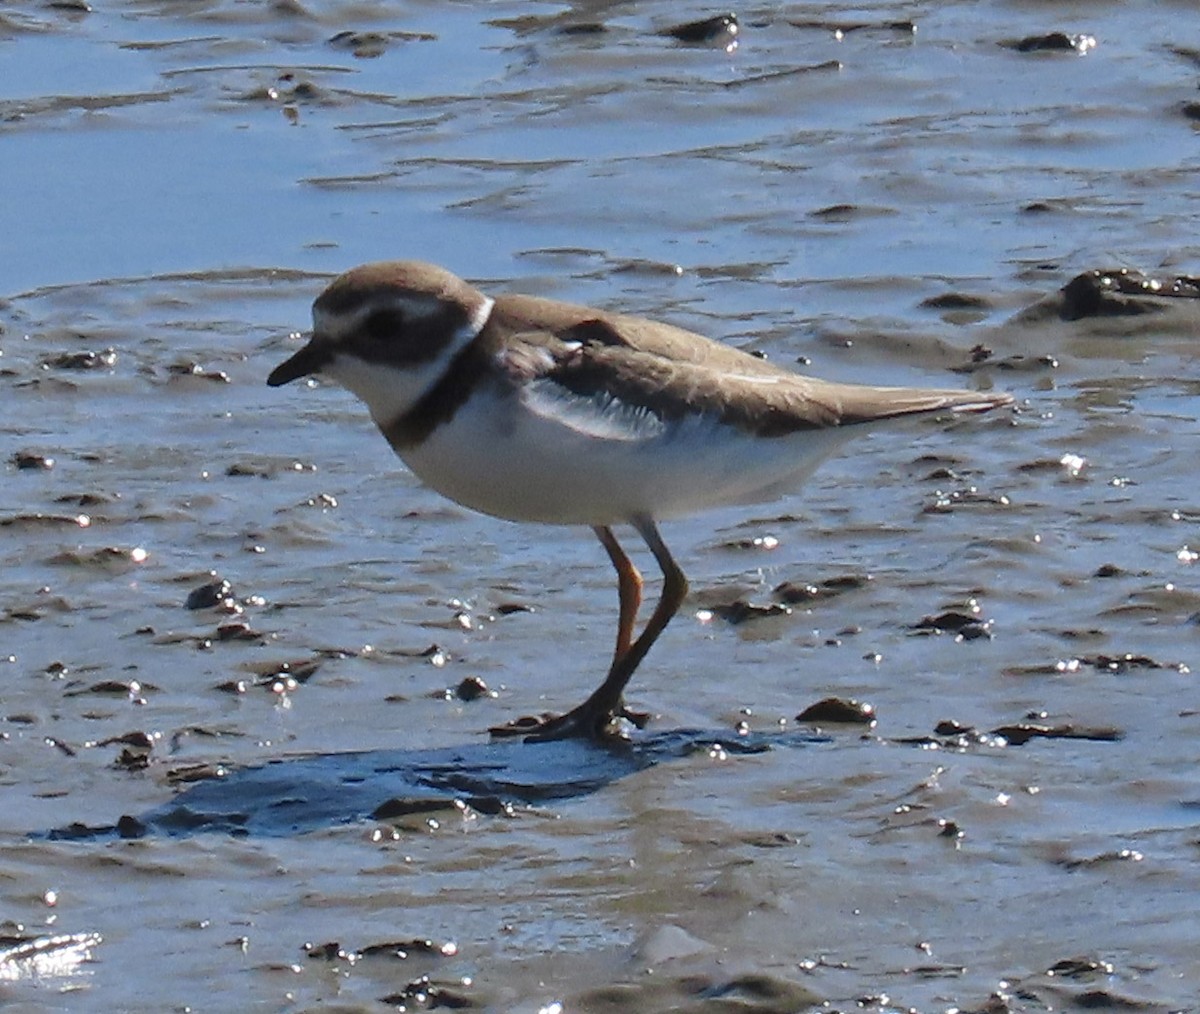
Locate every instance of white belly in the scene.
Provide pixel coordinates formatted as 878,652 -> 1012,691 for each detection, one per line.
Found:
394,386 -> 857,526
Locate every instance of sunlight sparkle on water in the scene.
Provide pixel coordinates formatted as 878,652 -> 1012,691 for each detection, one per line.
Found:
1059,453 -> 1086,477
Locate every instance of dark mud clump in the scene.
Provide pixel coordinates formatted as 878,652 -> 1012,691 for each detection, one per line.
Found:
911,608 -> 993,640
796,697 -> 876,726
662,13 -> 738,48
1004,32 -> 1097,54
1014,268 -> 1200,323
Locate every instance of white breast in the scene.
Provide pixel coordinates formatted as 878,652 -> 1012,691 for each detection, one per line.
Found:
392,382 -> 856,526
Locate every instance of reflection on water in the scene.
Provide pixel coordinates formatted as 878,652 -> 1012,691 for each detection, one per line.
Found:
2,1 -> 1199,1010
0,931 -> 101,985
42,729 -> 818,838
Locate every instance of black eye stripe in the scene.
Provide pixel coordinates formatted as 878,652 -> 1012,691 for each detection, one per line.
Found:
360,307 -> 409,342
344,299 -> 473,366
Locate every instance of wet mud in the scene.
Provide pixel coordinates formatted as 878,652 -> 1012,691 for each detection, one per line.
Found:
3,0 -> 1200,1011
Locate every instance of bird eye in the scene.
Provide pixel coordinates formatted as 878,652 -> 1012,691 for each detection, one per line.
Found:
359,307 -> 407,343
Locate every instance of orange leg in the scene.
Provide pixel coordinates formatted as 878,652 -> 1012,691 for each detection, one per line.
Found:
492,516 -> 688,741
593,524 -> 643,666
597,517 -> 689,711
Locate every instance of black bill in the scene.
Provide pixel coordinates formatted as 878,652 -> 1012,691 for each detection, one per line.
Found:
267,340 -> 332,387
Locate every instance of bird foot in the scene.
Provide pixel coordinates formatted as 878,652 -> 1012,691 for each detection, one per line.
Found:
488,703 -> 651,742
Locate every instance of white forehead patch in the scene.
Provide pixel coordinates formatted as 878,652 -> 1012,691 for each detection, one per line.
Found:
313,291 -> 446,344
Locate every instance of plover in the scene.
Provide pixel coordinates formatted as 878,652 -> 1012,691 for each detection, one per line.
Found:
268,261 -> 1011,739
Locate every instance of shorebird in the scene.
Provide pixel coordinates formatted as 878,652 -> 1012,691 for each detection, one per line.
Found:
268,261 -> 1011,739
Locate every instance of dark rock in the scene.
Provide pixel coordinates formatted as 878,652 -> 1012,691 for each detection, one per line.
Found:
796,697 -> 876,725
116,814 -> 148,839
938,819 -> 963,839
12,451 -> 55,470
1006,32 -> 1096,54
455,676 -> 491,702
911,610 -> 992,640
185,579 -> 234,610
463,796 -> 513,816
663,13 -> 738,46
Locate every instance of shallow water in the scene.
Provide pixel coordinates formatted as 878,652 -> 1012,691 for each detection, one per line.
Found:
2,0 -> 1200,1011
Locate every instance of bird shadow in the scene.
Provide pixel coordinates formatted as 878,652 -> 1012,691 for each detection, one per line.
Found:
40,728 -> 826,841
